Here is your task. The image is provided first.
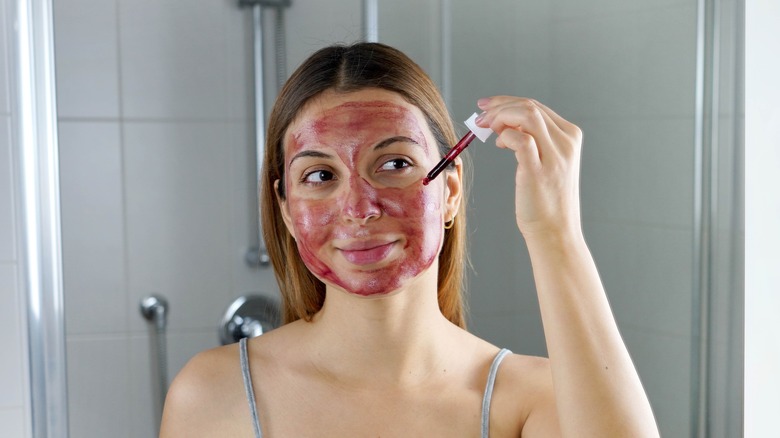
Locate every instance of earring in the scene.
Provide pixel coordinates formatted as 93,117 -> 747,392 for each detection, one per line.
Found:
444,218 -> 455,230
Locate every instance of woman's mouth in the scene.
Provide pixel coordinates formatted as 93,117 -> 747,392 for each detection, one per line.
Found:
338,240 -> 397,266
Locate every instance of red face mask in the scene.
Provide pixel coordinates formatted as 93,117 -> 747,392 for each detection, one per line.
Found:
281,93 -> 449,297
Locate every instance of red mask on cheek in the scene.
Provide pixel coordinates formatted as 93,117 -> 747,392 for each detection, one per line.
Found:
289,181 -> 443,296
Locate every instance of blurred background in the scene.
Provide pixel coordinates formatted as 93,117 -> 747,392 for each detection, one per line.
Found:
1,0 -> 749,437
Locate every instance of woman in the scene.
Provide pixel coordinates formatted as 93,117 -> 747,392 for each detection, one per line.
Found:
160,42 -> 659,437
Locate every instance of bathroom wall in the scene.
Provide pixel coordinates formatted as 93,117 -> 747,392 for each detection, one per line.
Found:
0,0 -> 32,435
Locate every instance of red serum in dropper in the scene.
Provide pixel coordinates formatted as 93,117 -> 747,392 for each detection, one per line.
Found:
422,112 -> 494,185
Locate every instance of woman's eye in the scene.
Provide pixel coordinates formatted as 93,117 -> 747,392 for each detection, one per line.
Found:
379,158 -> 412,171
302,169 -> 335,184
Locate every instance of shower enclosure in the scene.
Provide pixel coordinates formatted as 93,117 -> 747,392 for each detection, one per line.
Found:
12,0 -> 743,436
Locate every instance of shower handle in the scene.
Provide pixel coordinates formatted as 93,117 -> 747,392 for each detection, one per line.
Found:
140,295 -> 169,331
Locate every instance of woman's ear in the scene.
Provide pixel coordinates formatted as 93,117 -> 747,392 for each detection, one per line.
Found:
275,180 -> 296,240
443,158 -> 463,223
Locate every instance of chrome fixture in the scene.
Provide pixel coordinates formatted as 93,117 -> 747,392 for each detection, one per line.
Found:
363,0 -> 378,42
238,0 -> 292,268
220,295 -> 281,345
140,294 -> 170,434
15,0 -> 70,435
140,295 -> 169,331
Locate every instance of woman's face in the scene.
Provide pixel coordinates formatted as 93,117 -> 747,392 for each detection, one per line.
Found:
277,88 -> 461,297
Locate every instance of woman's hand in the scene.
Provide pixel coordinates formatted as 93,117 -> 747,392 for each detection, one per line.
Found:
475,96 -> 583,240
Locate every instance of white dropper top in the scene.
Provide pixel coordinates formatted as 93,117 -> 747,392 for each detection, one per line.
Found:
464,112 -> 494,142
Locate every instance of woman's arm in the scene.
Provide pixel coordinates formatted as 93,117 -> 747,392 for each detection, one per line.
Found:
476,97 -> 659,437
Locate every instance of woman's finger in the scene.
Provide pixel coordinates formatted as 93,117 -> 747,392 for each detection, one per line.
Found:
531,99 -> 582,142
479,96 -> 570,139
495,129 -> 542,171
479,96 -> 581,161
478,98 -> 558,159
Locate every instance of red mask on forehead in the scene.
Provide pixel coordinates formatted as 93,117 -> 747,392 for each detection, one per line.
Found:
283,100 -> 445,296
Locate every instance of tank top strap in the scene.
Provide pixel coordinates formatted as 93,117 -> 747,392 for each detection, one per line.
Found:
481,348 -> 512,438
239,337 -> 263,438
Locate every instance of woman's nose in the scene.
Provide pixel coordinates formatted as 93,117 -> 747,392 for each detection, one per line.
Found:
341,176 -> 381,223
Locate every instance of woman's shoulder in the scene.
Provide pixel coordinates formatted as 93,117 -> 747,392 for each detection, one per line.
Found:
173,341 -> 242,391
160,342 -> 246,436
500,351 -> 552,383
458,329 -> 551,381
492,352 -> 560,436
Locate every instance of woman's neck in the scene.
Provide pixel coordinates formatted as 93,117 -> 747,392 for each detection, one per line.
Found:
300,267 -> 458,389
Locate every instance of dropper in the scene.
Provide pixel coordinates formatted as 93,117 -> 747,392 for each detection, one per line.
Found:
422,112 -> 494,185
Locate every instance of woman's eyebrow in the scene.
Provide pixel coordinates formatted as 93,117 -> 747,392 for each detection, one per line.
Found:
288,136 -> 423,168
374,136 -> 425,152
288,150 -> 334,168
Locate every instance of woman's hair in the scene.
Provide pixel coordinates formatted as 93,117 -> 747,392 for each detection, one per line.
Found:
261,42 -> 468,328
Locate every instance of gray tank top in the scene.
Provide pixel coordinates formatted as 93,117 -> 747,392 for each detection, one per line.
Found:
239,337 -> 512,438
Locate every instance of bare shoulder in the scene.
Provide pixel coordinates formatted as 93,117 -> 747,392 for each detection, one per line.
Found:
160,342 -> 246,437
491,353 -> 561,437
160,323 -> 304,437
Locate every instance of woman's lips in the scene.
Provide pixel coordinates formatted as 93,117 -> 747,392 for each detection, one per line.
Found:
338,241 -> 396,266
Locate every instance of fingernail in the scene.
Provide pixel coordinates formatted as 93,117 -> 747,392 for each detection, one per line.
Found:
475,111 -> 486,124
477,97 -> 491,109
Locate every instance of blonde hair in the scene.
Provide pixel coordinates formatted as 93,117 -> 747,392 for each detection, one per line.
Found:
261,42 -> 468,328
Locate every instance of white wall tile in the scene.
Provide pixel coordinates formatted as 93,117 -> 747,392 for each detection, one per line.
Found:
283,0 -> 362,71
549,11 -> 642,119
229,185 -> 280,297
123,121 -> 233,333
53,0 -> 120,118
226,120 -> 255,193
66,337 -> 130,438
450,0 -> 552,115
0,117 -> 14,262
0,408 -> 27,438
58,121 -> 127,335
579,117 -> 695,228
549,4 -> 697,120
635,3 -> 698,119
629,117 -> 696,227
127,335 -> 161,438
0,0 -> 10,114
0,264 -> 23,408
223,6 -> 253,121
379,0 -> 441,83
119,0 -> 231,119
550,0 -> 688,21
578,118 -> 636,221
583,220 -> 694,337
